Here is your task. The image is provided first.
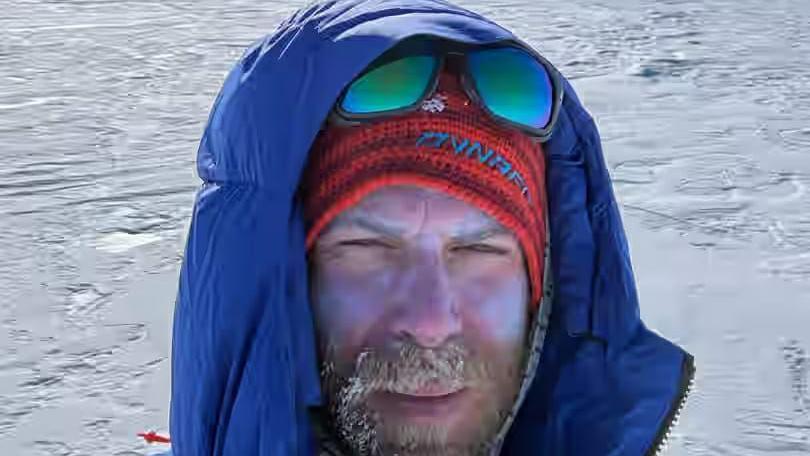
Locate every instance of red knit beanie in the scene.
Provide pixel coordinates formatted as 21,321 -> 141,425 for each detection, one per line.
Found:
302,68 -> 548,307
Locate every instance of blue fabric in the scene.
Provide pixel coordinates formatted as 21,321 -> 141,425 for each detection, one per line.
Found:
169,1 -> 693,454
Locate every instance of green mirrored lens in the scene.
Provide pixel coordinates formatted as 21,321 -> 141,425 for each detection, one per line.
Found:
341,55 -> 437,114
468,48 -> 553,129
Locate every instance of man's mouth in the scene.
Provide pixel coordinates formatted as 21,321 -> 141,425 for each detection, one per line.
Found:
390,381 -> 465,397
370,385 -> 471,421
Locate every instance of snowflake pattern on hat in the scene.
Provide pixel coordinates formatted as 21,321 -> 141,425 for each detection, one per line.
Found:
421,94 -> 448,113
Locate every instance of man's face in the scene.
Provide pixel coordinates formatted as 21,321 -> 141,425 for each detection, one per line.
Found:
310,185 -> 530,456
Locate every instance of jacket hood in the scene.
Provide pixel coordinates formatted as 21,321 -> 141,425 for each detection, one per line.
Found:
169,1 -> 694,454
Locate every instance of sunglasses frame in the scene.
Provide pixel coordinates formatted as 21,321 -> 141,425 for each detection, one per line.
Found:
331,36 -> 565,142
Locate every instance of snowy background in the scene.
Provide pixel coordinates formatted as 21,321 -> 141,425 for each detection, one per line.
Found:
1,0 -> 808,454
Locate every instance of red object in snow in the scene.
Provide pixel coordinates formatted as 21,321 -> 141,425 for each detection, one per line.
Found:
138,431 -> 171,444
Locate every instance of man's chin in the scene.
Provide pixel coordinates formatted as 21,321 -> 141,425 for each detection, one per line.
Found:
369,399 -> 501,456
374,420 -> 494,456
376,442 -> 489,456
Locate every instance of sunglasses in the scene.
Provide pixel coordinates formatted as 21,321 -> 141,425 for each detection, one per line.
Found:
332,39 -> 564,141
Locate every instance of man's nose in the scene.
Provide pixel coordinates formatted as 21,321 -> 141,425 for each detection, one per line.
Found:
389,251 -> 462,348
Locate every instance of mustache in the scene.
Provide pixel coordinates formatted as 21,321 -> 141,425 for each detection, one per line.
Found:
320,342 -> 525,455
325,342 -> 496,397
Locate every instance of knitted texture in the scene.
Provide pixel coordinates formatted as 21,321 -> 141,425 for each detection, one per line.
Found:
302,69 -> 547,306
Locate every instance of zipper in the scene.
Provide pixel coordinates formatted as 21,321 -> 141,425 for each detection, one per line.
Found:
489,243 -> 555,456
646,353 -> 696,456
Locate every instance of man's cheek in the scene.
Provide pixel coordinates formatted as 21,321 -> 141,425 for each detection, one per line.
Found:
456,275 -> 528,344
314,266 -> 397,354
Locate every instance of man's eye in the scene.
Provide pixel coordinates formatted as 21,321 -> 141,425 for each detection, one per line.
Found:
337,239 -> 397,249
450,244 -> 509,255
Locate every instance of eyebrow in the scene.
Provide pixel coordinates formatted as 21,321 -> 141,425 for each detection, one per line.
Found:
449,224 -> 512,243
330,211 -> 512,243
345,214 -> 408,238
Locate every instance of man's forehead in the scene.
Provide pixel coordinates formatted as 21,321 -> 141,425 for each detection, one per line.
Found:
325,186 -> 510,239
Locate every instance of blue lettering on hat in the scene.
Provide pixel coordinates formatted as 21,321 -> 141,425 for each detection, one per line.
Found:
416,131 -> 436,147
465,141 -> 480,159
433,132 -> 450,147
508,169 -> 531,202
415,130 -> 531,201
450,135 -> 469,154
487,154 -> 513,176
464,142 -> 495,164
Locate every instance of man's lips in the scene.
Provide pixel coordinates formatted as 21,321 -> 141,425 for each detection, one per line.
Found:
370,386 -> 471,420
391,382 -> 465,397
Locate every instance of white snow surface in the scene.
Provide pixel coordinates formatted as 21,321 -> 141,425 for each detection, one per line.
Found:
0,0 -> 808,454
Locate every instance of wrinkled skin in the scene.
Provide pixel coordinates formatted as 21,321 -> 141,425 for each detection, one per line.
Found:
310,186 -> 530,455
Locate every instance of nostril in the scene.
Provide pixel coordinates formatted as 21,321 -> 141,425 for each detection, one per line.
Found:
391,295 -> 462,349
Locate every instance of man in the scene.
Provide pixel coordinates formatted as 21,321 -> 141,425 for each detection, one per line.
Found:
167,0 -> 695,455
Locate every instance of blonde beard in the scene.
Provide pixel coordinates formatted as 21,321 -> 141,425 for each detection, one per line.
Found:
321,343 -> 522,456
372,418 -> 502,456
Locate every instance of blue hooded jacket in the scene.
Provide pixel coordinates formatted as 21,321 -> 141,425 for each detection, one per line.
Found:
167,1 -> 695,454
